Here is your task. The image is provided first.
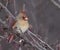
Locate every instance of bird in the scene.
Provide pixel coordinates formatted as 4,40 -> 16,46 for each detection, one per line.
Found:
12,11 -> 29,33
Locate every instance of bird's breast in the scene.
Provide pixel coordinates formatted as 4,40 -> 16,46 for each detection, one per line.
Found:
16,20 -> 29,33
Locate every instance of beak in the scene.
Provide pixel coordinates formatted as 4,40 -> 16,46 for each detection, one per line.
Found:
25,17 -> 28,21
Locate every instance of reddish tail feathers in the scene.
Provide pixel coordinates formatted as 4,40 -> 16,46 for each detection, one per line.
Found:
7,34 -> 14,43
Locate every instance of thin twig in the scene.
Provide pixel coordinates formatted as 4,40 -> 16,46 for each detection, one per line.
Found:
19,47 -> 22,50
27,30 -> 54,50
24,35 -> 42,50
23,4 -> 25,11
14,0 -> 17,14
0,36 -> 5,39
0,18 -> 7,27
6,0 -> 8,7
27,31 -> 47,50
51,0 -> 60,8
0,2 -> 15,19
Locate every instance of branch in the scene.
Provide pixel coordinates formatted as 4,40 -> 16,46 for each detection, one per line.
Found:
28,32 -> 47,50
51,0 -> 60,8
0,2 -> 15,19
14,0 -> 17,14
27,30 -> 54,50
6,0 -> 8,7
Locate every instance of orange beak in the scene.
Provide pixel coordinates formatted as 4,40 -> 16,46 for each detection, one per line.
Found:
24,17 -> 28,21
22,16 -> 28,21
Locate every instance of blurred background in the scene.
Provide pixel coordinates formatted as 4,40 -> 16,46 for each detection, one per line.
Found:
0,0 -> 60,50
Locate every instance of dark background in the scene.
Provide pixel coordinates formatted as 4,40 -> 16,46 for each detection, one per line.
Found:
0,0 -> 60,50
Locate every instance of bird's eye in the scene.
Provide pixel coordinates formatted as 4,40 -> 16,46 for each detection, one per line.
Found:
22,16 -> 28,21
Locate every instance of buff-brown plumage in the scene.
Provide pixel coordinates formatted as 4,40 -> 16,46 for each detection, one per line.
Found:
12,11 -> 29,33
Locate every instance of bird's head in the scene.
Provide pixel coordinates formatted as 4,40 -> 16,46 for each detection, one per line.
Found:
16,11 -> 28,21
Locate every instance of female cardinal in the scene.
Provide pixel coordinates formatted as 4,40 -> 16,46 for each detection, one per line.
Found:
12,11 -> 29,33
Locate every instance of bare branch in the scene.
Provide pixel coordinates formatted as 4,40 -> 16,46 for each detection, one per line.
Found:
27,31 -> 47,50
24,35 -> 43,50
14,0 -> 17,14
51,0 -> 60,8
6,0 -> 8,7
0,2 -> 15,19
27,30 -> 54,50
